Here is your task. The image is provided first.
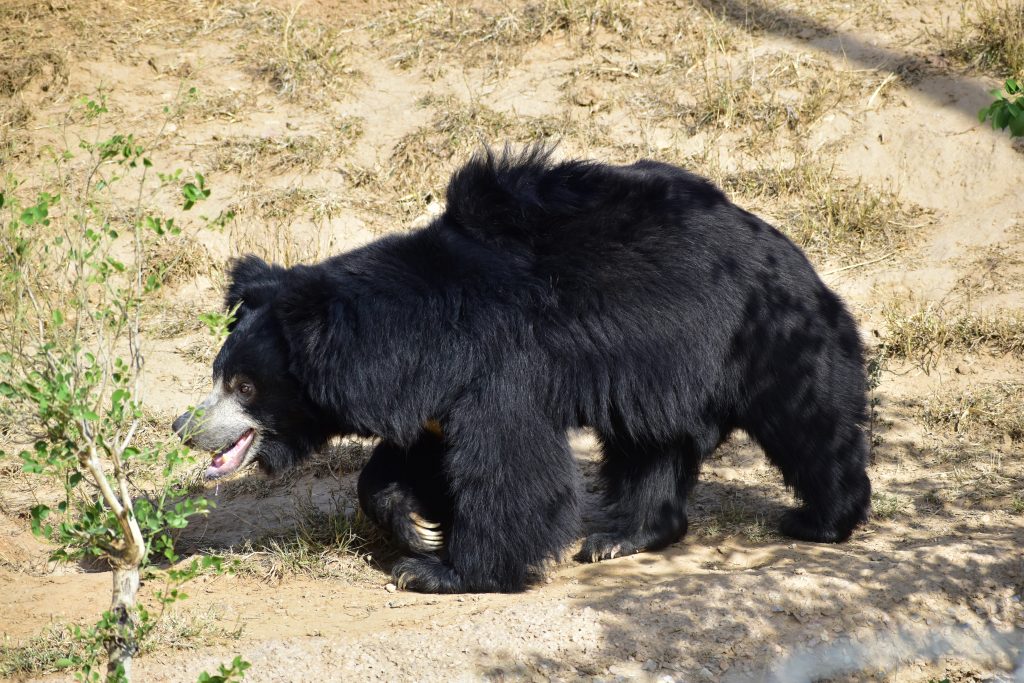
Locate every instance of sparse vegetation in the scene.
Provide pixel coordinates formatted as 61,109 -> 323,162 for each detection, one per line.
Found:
956,243 -> 1024,293
723,162 -> 924,262
0,608 -> 243,679
209,118 -> 364,175
920,382 -> 1024,442
697,492 -> 781,543
945,1 -> 1024,77
687,53 -> 876,140
979,78 -> 1024,136
879,301 -> 1024,368
144,234 -> 214,288
0,94 -> 246,681
871,492 -> 910,520
220,492 -> 377,583
371,0 -> 636,74
238,5 -> 358,102
0,624 -> 82,678
367,96 -> 593,212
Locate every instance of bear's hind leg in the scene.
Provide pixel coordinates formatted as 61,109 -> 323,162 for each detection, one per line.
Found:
743,409 -> 871,543
578,432 -> 705,563
357,431 -> 453,555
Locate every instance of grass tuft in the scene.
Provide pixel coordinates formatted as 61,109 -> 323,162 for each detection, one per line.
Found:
920,382 -> 1024,443
143,606 -> 244,652
871,492 -> 910,520
687,52 -> 875,139
0,50 -> 67,98
144,235 -> 214,289
879,301 -> 1024,368
698,494 -> 781,543
0,625 -> 79,678
209,117 -> 364,175
223,492 -> 379,582
371,0 -> 635,74
723,162 -> 924,262
239,6 -> 359,102
944,1 -> 1024,77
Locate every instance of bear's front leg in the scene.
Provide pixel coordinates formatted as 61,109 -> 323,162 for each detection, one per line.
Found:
390,405 -> 580,593
357,432 -> 452,555
392,555 -> 464,593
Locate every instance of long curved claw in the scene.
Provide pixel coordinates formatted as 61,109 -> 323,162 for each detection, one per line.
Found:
408,512 -> 445,550
409,511 -> 441,529
415,527 -> 443,540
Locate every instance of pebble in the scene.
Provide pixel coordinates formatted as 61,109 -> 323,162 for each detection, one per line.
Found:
385,583 -> 397,593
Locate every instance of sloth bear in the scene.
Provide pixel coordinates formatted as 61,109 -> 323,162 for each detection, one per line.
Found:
173,147 -> 871,594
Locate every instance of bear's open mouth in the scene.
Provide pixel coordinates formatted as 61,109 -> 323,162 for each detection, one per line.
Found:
205,429 -> 256,480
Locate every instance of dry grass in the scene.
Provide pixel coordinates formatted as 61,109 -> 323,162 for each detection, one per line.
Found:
879,301 -> 1024,368
722,161 -> 925,262
144,234 -> 214,289
142,302 -> 208,340
696,493 -> 781,543
700,0 -> 893,36
235,5 -> 359,102
364,96 -> 597,215
223,492 -> 378,582
184,87 -> 258,123
0,50 -> 67,162
209,117 -> 364,175
0,50 -> 67,98
943,1 -> 1024,77
871,492 -> 911,520
384,96 -> 514,193
228,185 -> 346,222
0,607 -> 242,678
224,185 -> 349,266
0,624 -> 79,678
144,605 -> 244,652
371,0 -> 636,75
920,382 -> 1024,443
685,52 -> 876,140
955,243 -> 1024,294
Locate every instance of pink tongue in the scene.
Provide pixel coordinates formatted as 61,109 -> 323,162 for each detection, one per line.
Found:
205,431 -> 254,479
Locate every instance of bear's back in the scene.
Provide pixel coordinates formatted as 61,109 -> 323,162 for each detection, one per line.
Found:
442,147 -> 733,253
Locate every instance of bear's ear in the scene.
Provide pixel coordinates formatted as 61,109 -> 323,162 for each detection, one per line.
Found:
225,255 -> 287,329
272,265 -> 354,393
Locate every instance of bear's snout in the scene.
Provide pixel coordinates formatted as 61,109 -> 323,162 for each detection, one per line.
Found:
172,411 -> 197,443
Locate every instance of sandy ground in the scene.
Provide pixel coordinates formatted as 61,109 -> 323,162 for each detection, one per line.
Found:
1,0 -> 1022,681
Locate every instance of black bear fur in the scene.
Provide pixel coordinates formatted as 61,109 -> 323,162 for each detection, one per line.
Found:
213,146 -> 872,593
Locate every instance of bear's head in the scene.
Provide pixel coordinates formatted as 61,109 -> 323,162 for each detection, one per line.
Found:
171,256 -> 334,479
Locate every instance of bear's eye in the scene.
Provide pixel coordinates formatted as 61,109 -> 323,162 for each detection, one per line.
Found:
237,382 -> 253,396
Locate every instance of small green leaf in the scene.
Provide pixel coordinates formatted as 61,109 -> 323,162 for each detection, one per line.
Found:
1009,113 -> 1024,137
994,106 -> 1011,130
30,504 -> 51,536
